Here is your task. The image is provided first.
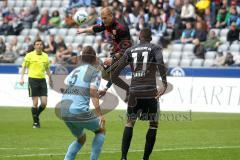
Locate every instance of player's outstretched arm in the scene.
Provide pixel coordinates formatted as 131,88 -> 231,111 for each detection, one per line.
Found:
77,26 -> 94,34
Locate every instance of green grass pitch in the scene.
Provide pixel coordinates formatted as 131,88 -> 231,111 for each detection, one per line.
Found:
0,107 -> 240,160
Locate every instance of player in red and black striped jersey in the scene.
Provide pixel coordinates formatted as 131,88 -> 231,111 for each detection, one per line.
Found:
77,7 -> 131,98
112,28 -> 168,160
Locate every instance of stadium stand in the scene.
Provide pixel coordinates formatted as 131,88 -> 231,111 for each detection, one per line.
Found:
0,0 -> 239,67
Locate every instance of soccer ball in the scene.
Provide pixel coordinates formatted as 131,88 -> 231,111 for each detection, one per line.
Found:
73,10 -> 88,25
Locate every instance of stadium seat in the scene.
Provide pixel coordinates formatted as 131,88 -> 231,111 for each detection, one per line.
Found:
83,43 -> 93,47
8,0 -> 15,7
171,43 -> 183,52
49,8 -> 58,15
15,0 -> 24,7
58,28 -> 68,37
37,0 -> 43,7
68,28 -> 77,36
183,43 -> 195,52
24,0 -> 32,7
52,0 -> 61,8
191,59 -> 203,67
218,43 -> 229,53
17,36 -> 25,43
203,59 -> 214,67
14,57 -> 24,65
168,59 -> 179,67
6,36 -> 16,43
152,36 -> 159,44
182,51 -> 195,59
180,59 -> 192,67
21,29 -> 30,36
30,28 -> 39,36
84,35 -> 95,44
42,0 -> 52,8
74,36 -> 84,44
205,51 -> 217,59
229,44 -> 240,52
170,51 -> 181,59
14,7 -> 21,14
49,28 -> 58,35
220,28 -> 229,37
65,36 -> 74,44
61,0 -> 69,7
130,28 -> 137,35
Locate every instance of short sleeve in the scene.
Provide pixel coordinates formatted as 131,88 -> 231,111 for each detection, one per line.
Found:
90,71 -> 101,89
92,24 -> 106,33
22,54 -> 30,68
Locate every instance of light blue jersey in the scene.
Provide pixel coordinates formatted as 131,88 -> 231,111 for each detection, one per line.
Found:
62,64 -> 101,114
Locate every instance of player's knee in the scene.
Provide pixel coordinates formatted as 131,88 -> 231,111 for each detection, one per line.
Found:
95,128 -> 105,135
126,120 -> 135,128
78,133 -> 86,145
41,103 -> 47,108
149,121 -> 158,129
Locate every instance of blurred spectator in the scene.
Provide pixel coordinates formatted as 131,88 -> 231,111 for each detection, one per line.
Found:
7,36 -> 20,56
48,10 -> 61,28
167,9 -> 178,29
102,0 -> 109,8
112,0 -> 122,11
226,6 -> 238,26
215,6 -> 228,28
214,52 -> 235,66
204,8 -> 213,29
227,22 -> 240,44
155,17 -> 167,37
0,18 -> 13,35
61,45 -> 78,65
20,8 -> 35,28
86,6 -> 98,26
180,0 -> 196,23
63,11 -> 77,28
174,0 -> 183,15
67,0 -> 82,11
0,37 -> 6,54
132,0 -> 142,16
136,16 -> 148,32
193,39 -> 205,59
203,31 -> 220,51
44,35 -> 58,55
19,36 -> 32,56
115,9 -> 127,26
29,0 -> 39,20
37,9 -> 50,32
56,36 -> 67,50
193,22 -> 207,44
180,22 -> 195,43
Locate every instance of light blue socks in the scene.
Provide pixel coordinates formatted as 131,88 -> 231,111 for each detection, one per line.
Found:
90,133 -> 105,160
64,140 -> 82,160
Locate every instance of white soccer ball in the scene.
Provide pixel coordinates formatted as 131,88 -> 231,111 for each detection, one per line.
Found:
73,10 -> 88,25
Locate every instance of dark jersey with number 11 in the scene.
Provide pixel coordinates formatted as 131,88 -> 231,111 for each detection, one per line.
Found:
113,42 -> 167,95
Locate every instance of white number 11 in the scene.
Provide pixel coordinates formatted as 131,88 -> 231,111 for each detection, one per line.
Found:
132,51 -> 149,71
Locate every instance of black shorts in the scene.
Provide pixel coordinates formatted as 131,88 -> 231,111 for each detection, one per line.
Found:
127,95 -> 159,121
28,78 -> 47,97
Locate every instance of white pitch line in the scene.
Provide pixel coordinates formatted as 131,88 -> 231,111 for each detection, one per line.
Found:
1,145 -> 240,158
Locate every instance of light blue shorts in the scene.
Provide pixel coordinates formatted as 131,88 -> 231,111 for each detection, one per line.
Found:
64,118 -> 100,138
